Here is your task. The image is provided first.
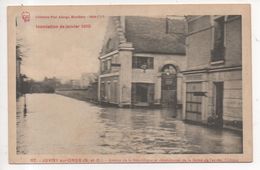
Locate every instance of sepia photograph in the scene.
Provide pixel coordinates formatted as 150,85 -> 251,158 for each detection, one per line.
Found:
8,5 -> 252,163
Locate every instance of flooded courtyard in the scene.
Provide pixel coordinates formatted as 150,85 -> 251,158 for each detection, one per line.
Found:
16,93 -> 242,155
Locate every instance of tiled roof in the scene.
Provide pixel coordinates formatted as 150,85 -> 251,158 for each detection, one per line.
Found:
125,16 -> 186,54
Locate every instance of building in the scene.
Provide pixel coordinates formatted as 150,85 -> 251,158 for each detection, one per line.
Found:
183,15 -> 242,130
80,73 -> 98,89
70,79 -> 81,89
98,16 -> 186,108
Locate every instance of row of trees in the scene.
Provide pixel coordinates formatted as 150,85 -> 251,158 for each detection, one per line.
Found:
22,77 -> 61,94
16,34 -> 61,95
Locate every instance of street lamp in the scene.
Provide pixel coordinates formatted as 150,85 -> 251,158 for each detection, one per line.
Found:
22,75 -> 28,114
23,94 -> 27,114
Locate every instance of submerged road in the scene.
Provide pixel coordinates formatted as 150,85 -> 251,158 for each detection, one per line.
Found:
16,93 -> 242,154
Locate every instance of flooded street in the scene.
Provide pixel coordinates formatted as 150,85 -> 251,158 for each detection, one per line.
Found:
16,94 -> 242,155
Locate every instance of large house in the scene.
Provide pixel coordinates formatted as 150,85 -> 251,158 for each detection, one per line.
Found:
182,15 -> 242,129
98,16 -> 186,108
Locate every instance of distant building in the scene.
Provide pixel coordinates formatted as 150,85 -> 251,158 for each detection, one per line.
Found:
98,16 -> 186,107
70,79 -> 81,89
80,73 -> 98,89
183,16 -> 242,129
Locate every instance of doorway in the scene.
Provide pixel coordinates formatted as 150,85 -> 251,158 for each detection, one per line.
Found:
136,84 -> 148,102
161,64 -> 177,108
214,82 -> 224,126
132,83 -> 154,106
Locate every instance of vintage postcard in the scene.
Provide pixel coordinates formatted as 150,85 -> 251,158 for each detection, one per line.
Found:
8,5 -> 252,163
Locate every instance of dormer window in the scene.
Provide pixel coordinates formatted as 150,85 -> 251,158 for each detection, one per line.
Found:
106,38 -> 113,52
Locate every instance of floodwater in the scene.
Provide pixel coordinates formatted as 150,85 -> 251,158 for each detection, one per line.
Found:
16,94 -> 242,154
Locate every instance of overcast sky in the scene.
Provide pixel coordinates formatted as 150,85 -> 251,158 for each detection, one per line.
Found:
17,12 -> 108,81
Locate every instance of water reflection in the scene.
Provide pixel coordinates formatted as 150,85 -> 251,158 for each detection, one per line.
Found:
16,94 -> 242,154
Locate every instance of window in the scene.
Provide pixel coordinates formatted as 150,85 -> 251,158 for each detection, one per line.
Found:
104,60 -> 108,71
106,38 -> 113,52
100,82 -> 105,100
111,80 -> 118,103
186,82 -> 202,115
101,59 -> 112,73
112,54 -> 119,64
106,82 -> 111,100
132,56 -> 154,69
101,62 -> 104,72
211,16 -> 225,62
107,59 -> 111,70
